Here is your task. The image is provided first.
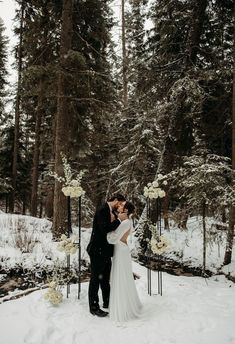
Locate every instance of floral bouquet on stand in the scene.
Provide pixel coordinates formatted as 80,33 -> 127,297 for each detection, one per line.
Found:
57,234 -> 78,255
150,232 -> 170,255
50,155 -> 85,199
144,174 -> 167,200
49,155 -> 85,299
143,174 -> 170,295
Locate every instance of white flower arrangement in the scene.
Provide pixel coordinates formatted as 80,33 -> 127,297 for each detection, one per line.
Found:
150,235 -> 170,255
144,174 -> 167,199
148,223 -> 170,255
62,183 -> 85,198
50,155 -> 85,198
44,280 -> 63,305
57,234 -> 78,255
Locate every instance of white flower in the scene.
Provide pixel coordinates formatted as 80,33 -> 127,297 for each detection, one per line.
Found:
45,288 -> 63,305
57,235 -> 78,255
152,180 -> 159,187
159,190 -> 166,198
144,191 -> 149,197
62,185 -> 85,198
157,174 -> 164,180
61,234 -> 67,241
48,281 -> 57,289
70,247 -> 77,254
62,186 -> 70,197
163,180 -> 168,186
70,179 -> 80,187
150,235 -> 170,255
144,181 -> 167,199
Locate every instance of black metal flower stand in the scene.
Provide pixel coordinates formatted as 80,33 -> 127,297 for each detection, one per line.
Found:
78,196 -> 82,299
147,197 -> 163,296
67,196 -> 71,298
156,198 -> 163,296
66,195 -> 82,299
146,198 -> 152,296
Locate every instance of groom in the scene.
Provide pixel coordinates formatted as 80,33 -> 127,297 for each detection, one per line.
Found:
87,194 -> 127,317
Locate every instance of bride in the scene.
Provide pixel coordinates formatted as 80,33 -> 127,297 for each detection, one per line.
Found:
107,201 -> 142,322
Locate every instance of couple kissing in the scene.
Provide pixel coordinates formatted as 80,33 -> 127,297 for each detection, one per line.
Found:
87,194 -> 142,322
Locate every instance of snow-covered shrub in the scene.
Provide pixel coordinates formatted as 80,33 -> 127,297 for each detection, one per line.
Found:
11,218 -> 39,253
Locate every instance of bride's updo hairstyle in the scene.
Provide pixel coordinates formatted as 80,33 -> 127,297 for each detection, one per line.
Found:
123,201 -> 135,216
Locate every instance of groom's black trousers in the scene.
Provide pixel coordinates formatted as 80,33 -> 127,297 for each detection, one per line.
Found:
88,254 -> 111,311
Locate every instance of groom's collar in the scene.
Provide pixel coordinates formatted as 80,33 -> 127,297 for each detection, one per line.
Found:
107,202 -> 112,213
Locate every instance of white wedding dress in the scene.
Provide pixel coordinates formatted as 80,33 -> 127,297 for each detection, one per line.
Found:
107,218 -> 142,322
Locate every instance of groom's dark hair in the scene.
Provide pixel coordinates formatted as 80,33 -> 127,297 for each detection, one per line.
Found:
108,194 -> 126,202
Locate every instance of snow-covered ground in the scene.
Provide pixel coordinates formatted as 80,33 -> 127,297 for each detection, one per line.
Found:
1,262 -> 235,344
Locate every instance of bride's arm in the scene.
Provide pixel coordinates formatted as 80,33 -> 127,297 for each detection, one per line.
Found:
107,219 -> 130,244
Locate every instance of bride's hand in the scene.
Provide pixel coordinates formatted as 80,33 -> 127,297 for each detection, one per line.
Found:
111,213 -> 116,222
118,212 -> 128,221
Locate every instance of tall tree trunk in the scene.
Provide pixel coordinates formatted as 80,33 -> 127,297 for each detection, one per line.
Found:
122,0 -> 128,107
187,0 -> 208,66
52,0 -> 73,239
9,1 -> 24,212
22,194 -> 26,215
30,79 -> 44,216
5,194 -> 8,213
39,199 -> 43,218
45,187 -> 54,219
224,4 -> 235,265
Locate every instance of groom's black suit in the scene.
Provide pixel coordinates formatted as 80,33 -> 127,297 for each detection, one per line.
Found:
87,202 -> 120,311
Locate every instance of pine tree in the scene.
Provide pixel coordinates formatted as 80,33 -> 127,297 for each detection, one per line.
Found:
0,18 -> 8,117
0,18 -> 10,206
224,2 -> 235,265
9,0 -> 25,212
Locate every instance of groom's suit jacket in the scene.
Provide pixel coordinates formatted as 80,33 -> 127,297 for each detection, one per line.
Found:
87,203 -> 120,257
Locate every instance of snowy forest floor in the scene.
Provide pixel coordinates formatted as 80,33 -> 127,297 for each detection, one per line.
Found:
1,262 -> 235,344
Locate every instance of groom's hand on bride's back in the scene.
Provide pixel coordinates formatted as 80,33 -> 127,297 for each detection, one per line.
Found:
118,212 -> 128,221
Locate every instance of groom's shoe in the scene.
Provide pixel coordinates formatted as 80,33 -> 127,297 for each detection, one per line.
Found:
90,308 -> 108,317
102,303 -> 109,309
